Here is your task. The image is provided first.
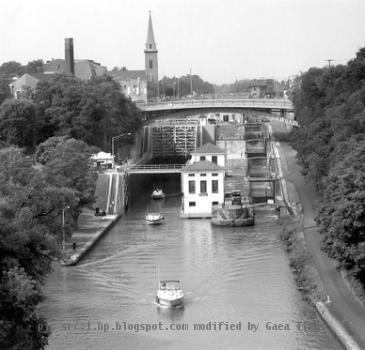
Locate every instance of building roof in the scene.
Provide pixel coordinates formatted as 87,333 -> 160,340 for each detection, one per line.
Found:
192,143 -> 226,155
249,80 -> 268,88
181,160 -> 224,172
90,151 -> 114,160
111,69 -> 147,81
27,73 -> 54,82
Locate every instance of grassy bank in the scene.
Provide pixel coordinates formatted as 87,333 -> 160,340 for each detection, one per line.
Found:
279,215 -> 326,304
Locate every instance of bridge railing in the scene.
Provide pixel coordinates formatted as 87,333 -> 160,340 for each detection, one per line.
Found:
137,98 -> 293,109
129,164 -> 186,170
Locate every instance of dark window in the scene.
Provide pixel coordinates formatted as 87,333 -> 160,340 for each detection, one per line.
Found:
212,201 -> 219,206
189,202 -> 196,207
212,173 -> 218,176
149,44 -> 152,49
212,156 -> 217,164
149,60 -> 153,69
188,180 -> 195,194
200,180 -> 207,194
212,180 -> 218,193
188,173 -> 195,177
200,173 -> 206,177
200,156 -> 205,161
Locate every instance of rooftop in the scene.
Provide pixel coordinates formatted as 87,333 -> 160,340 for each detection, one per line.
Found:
192,143 -> 226,155
181,160 -> 224,172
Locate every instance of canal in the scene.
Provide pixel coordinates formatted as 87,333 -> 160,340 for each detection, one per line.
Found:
41,176 -> 342,349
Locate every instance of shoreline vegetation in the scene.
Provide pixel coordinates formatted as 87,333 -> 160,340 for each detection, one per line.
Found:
279,214 -> 326,304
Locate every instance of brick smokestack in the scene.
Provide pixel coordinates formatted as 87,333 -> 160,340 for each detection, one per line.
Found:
65,38 -> 75,75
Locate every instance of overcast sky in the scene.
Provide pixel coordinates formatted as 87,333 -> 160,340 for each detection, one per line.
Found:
1,0 -> 365,84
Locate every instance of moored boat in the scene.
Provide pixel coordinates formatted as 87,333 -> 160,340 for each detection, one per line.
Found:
151,188 -> 165,199
211,191 -> 255,227
156,280 -> 184,307
146,212 -> 164,225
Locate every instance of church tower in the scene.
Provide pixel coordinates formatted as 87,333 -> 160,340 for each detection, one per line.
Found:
144,11 -> 158,85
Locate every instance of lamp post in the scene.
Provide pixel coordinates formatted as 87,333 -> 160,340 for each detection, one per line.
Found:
111,132 -> 132,168
62,205 -> 70,251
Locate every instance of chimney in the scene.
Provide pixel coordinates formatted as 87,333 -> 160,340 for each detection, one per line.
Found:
65,38 -> 75,75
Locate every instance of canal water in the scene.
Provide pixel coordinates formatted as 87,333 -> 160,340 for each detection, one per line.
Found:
41,177 -> 342,350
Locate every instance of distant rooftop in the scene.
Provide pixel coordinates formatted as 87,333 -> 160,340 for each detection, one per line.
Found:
181,160 -> 224,172
110,69 -> 147,81
192,143 -> 226,155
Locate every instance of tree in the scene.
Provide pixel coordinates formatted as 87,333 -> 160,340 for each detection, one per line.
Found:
40,138 -> 97,208
0,99 -> 43,150
291,46 -> 365,285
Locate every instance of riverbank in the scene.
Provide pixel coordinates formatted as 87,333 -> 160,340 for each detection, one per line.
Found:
277,141 -> 365,349
61,207 -> 120,266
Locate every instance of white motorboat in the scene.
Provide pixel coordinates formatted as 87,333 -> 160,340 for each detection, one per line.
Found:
151,188 -> 165,199
156,280 -> 184,307
145,212 -> 164,225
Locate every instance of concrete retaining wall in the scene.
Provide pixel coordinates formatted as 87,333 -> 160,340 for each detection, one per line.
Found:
316,302 -> 361,350
63,215 -> 121,266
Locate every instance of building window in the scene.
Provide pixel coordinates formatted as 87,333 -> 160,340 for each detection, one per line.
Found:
212,201 -> 219,206
188,173 -> 195,177
200,180 -> 207,194
189,202 -> 196,207
200,156 -> 206,161
212,156 -> 217,164
212,180 -> 218,193
200,173 -> 206,177
149,60 -> 153,69
149,44 -> 152,49
212,173 -> 218,176
188,180 -> 195,194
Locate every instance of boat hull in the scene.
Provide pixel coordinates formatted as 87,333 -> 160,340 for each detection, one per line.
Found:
211,217 -> 254,227
156,296 -> 184,307
146,219 -> 164,225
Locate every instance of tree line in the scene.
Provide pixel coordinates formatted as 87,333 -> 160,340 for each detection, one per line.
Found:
0,65 -> 142,348
290,47 -> 365,287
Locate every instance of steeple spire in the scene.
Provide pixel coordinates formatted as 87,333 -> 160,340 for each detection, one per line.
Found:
145,11 -> 157,52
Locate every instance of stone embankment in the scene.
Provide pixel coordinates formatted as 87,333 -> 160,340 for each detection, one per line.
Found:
61,207 -> 120,266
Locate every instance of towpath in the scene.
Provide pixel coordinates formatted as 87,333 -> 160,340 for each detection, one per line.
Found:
279,141 -> 365,349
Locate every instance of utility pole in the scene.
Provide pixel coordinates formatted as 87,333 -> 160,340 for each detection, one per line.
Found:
189,68 -> 193,96
325,59 -> 334,68
177,77 -> 180,99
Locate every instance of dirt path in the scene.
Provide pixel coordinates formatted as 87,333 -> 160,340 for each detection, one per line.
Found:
279,142 -> 365,349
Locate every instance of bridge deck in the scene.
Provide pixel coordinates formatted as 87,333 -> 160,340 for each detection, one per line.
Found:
137,98 -> 293,112
127,164 -> 185,174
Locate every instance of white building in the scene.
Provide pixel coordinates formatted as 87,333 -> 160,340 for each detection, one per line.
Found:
90,151 -> 114,170
181,160 -> 225,218
190,143 -> 226,168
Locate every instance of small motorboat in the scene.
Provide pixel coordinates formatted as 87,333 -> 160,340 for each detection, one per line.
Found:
145,212 -> 164,225
151,188 -> 165,200
156,280 -> 184,307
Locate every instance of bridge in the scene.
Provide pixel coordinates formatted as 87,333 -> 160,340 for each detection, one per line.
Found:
127,163 -> 185,174
137,98 -> 293,114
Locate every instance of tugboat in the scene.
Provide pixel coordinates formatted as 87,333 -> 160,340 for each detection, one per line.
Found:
211,191 -> 255,227
151,187 -> 165,200
156,280 -> 184,307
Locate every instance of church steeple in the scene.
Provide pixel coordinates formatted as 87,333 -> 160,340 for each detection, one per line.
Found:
144,11 -> 158,88
145,11 -> 157,53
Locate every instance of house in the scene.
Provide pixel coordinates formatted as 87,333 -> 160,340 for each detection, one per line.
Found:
248,80 -> 268,98
190,143 -> 226,168
90,151 -> 114,170
180,160 -> 225,218
110,69 -> 148,102
9,73 -> 54,99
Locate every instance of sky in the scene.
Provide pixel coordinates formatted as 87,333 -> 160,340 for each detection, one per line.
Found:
1,0 -> 365,84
